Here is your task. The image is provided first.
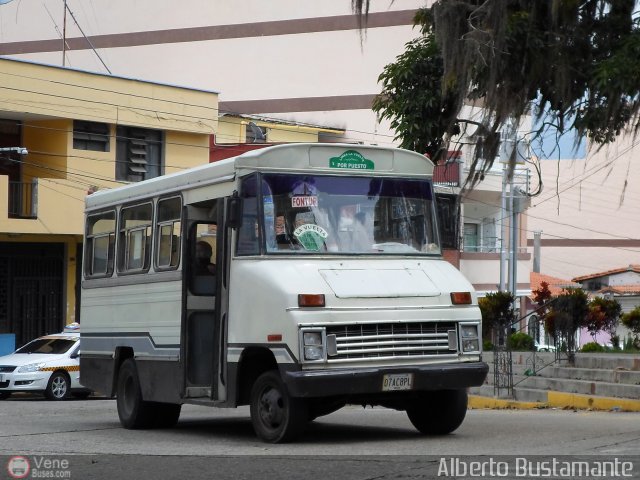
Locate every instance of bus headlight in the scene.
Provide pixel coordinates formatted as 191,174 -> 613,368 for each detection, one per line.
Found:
459,323 -> 480,353
300,329 -> 326,362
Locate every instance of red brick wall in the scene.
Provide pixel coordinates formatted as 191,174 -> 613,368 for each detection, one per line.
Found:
442,248 -> 460,269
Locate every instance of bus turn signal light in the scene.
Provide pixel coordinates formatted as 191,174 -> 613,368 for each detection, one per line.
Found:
450,292 -> 472,305
298,294 -> 325,307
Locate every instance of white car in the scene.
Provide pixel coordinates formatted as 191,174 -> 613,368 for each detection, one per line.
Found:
535,341 -> 557,352
0,323 -> 90,400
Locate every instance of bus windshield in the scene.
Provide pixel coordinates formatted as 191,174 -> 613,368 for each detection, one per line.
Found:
257,173 -> 440,255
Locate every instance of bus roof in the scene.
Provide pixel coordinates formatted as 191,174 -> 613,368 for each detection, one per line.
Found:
85,143 -> 434,211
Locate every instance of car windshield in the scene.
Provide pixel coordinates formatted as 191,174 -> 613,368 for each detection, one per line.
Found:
16,337 -> 78,354
240,173 -> 440,255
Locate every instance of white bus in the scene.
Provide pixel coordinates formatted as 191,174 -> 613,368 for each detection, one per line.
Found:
80,143 -> 488,443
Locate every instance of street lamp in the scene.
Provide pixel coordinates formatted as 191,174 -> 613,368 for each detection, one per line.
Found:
0,147 -> 28,155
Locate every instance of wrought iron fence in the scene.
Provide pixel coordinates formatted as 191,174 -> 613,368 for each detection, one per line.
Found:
8,181 -> 37,219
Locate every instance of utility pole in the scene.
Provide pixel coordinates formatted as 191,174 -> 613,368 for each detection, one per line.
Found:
62,0 -> 67,67
499,166 -> 508,292
509,186 -> 525,299
533,230 -> 542,273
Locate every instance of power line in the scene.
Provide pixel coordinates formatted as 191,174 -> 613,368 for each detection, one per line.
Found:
0,69 -> 401,142
63,1 -> 111,74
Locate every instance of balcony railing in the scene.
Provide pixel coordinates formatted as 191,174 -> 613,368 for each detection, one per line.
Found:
462,237 -> 529,254
433,161 -> 461,187
462,236 -> 500,253
9,180 -> 38,219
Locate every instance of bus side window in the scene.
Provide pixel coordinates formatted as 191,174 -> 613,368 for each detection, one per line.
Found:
156,196 -> 182,270
118,202 -> 153,273
85,210 -> 116,278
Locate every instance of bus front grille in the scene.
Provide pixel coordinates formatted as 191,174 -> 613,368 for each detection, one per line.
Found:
326,322 -> 456,360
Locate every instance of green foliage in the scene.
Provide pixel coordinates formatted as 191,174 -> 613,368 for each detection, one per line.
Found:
352,1 -> 640,181
621,306 -> 640,335
545,289 -> 589,354
479,291 -> 516,332
483,340 -> 494,351
623,335 -> 640,351
586,296 -> 621,337
508,332 -> 535,351
580,342 -> 606,353
610,334 -> 621,350
373,31 -> 459,160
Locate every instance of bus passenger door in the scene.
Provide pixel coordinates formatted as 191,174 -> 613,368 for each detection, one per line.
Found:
183,200 -> 225,400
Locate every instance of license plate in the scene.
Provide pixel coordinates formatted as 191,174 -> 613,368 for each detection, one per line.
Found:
382,373 -> 413,391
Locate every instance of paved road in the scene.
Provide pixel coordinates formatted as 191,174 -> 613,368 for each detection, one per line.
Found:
1,396 -> 638,479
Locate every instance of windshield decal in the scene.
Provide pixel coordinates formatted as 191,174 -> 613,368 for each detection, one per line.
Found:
293,224 -> 328,251
291,196 -> 318,208
329,150 -> 374,170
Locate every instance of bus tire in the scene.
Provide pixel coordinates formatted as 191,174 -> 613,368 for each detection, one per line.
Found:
250,370 -> 308,443
45,371 -> 70,400
116,359 -> 155,429
406,389 -> 468,435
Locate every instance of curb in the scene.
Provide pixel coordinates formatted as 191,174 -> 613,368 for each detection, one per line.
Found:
469,392 -> 640,412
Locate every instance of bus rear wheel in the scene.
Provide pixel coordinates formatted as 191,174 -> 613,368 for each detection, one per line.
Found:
406,389 -> 468,435
116,359 -> 155,429
250,370 -> 308,443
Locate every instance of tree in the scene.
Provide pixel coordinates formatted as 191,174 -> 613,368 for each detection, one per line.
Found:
544,288 -> 589,355
586,296 -> 621,341
621,306 -> 640,348
372,30 -> 459,159
353,1 -> 640,180
478,291 -> 516,346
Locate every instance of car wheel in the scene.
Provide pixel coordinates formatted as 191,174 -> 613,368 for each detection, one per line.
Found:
0,392 -> 11,400
116,359 -> 155,429
406,389 -> 468,435
45,371 -> 71,400
250,370 -> 308,443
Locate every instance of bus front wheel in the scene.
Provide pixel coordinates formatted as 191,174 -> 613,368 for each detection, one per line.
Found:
406,389 -> 468,435
116,358 -> 155,429
250,370 -> 308,443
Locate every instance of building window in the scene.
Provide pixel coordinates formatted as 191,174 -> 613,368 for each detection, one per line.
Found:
245,122 -> 266,143
463,223 -> 479,252
73,121 -> 110,152
116,126 -> 163,182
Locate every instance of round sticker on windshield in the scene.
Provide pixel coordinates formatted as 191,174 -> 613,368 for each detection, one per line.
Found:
293,224 -> 328,251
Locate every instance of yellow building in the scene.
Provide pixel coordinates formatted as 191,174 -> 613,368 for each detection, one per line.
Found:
216,113 -> 344,144
0,57 -> 218,347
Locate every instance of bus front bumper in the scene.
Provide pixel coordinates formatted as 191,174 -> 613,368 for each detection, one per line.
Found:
282,361 -> 488,398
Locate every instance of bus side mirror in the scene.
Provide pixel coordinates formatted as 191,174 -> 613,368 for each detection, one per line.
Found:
226,196 -> 243,229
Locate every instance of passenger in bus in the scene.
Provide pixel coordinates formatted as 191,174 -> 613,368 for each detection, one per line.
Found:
195,240 -> 216,275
